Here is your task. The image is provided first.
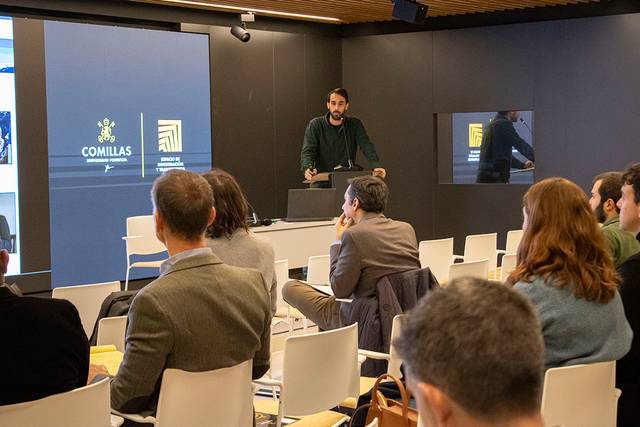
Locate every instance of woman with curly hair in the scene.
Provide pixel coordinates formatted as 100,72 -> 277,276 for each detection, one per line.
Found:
508,177 -> 632,368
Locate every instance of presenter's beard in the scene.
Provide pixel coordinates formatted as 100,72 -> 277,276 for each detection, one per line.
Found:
330,111 -> 344,121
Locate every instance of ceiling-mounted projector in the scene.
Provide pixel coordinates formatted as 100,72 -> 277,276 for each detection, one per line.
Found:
392,0 -> 428,25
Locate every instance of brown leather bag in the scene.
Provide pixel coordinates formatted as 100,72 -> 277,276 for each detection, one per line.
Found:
350,374 -> 419,427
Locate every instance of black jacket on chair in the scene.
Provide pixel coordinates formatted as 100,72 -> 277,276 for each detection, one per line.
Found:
0,286 -> 89,406
345,267 -> 439,377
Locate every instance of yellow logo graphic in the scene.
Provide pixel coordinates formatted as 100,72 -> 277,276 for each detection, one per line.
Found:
158,120 -> 182,153
469,123 -> 483,148
97,118 -> 116,143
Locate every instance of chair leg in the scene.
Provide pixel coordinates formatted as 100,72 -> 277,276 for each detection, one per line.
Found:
125,266 -> 131,291
276,399 -> 284,427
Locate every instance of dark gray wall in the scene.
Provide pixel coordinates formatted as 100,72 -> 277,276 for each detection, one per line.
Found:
205,26 -> 341,217
344,13 -> 640,253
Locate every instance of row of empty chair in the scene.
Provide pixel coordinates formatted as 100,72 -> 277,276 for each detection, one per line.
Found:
419,230 -> 523,284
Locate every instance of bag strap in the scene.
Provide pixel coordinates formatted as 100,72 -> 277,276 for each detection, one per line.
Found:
372,374 -> 411,420
348,403 -> 372,427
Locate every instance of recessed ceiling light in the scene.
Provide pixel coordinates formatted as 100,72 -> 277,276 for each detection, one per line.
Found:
154,0 -> 341,22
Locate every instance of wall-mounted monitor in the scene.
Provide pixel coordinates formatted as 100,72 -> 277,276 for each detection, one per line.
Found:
437,111 -> 535,185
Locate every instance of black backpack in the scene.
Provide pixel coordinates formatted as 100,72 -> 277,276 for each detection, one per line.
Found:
88,290 -> 138,346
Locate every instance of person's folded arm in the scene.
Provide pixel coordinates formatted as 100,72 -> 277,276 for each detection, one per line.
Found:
330,231 -> 362,298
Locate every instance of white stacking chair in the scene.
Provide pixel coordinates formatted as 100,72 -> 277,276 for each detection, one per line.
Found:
0,378 -> 122,427
418,238 -> 459,284
307,254 -> 331,285
96,315 -> 128,352
358,314 -> 405,379
254,323 -> 360,427
448,259 -> 489,282
340,315 -> 407,410
52,281 -> 121,338
272,259 -> 308,332
463,233 -> 498,277
123,215 -> 167,290
541,361 -> 619,427
497,229 -> 524,255
500,253 -> 518,282
114,360 -> 253,427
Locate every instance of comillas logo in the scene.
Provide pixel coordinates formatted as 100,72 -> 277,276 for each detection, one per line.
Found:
81,117 -> 133,172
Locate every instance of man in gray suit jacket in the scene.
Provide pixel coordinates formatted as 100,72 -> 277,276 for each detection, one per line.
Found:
283,175 -> 420,330
108,170 -> 272,415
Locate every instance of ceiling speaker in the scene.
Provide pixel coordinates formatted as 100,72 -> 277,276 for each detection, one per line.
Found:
392,0 -> 428,25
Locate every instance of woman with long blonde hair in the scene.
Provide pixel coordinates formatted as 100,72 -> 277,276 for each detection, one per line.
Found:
509,177 -> 632,368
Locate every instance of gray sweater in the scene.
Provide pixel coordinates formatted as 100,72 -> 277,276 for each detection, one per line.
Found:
206,230 -> 277,315
515,277 -> 632,369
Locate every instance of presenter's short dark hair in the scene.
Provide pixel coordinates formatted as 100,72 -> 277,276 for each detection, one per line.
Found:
622,163 -> 640,205
327,88 -> 349,103
202,169 -> 249,239
151,169 -> 212,241
594,171 -> 623,212
347,175 -> 388,213
395,278 -> 544,423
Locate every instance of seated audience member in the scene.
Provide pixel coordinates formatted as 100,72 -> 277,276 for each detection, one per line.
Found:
0,249 -> 89,406
110,170 -> 272,415
395,277 -> 544,427
614,163 -> 640,426
202,169 -> 277,315
508,177 -> 631,369
283,175 -> 420,331
589,171 -> 640,266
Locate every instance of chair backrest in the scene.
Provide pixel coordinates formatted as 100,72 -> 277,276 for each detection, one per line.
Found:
418,238 -> 453,284
505,229 -> 524,254
274,259 -> 290,311
387,314 -> 406,378
155,360 -> 253,427
0,378 -> 111,427
500,254 -> 518,282
281,323 -> 360,416
464,233 -> 497,273
306,254 -> 330,285
541,361 -> 617,427
125,215 -> 167,256
52,281 -> 122,338
448,259 -> 489,282
96,315 -> 128,352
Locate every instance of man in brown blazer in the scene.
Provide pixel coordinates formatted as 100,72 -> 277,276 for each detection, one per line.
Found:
108,170 -> 272,415
283,175 -> 420,330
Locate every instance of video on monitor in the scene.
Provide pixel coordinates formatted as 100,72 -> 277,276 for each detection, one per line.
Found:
438,111 -> 534,185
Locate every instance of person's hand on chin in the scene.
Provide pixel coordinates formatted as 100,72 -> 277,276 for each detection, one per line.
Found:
335,213 -> 353,241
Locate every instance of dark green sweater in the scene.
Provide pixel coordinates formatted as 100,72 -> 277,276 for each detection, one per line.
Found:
300,113 -> 381,173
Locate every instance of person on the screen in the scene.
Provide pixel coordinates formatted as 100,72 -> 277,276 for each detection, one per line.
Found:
0,249 -> 90,406
301,88 -> 386,186
0,214 -> 12,252
0,111 -> 10,165
476,111 -> 535,183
